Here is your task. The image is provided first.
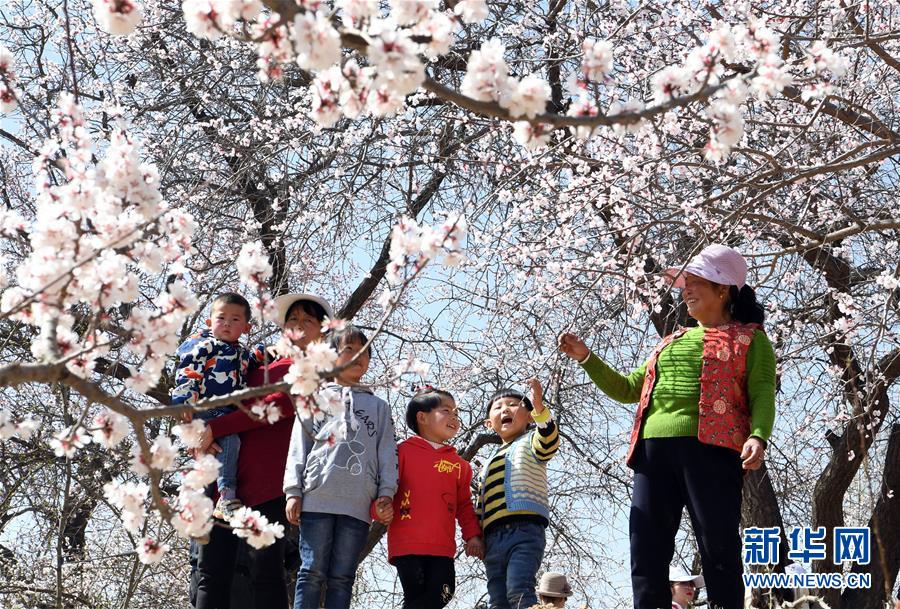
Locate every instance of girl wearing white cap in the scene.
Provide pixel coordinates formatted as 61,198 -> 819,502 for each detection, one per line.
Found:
670,566 -> 704,608
558,244 -> 776,609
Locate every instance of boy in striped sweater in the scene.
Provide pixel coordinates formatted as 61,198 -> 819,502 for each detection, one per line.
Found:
477,378 -> 561,609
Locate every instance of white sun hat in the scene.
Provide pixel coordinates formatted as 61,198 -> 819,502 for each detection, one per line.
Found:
669,566 -> 705,588
665,244 -> 749,289
272,293 -> 334,328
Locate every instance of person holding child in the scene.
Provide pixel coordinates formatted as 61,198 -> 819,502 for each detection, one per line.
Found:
558,244 -> 776,609
191,293 -> 331,609
477,378 -> 561,609
387,387 -> 485,609
172,292 -> 265,523
284,324 -> 399,609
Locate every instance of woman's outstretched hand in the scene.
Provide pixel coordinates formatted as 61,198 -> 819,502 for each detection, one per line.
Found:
741,437 -> 766,470
558,332 -> 590,362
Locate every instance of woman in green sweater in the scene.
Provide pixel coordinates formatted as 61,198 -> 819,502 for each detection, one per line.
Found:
558,244 -> 776,609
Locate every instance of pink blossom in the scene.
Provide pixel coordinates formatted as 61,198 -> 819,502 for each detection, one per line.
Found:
806,41 -> 848,78
104,480 -> 149,534
182,0 -> 223,39
367,28 -> 425,96
250,400 -> 282,424
310,66 -> 348,127
751,58 -> 792,99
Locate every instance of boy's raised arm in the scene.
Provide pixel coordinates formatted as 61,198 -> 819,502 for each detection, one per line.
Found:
527,378 -> 560,462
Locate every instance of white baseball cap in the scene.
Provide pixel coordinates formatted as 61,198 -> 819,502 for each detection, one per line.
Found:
272,293 -> 334,328
665,244 -> 748,289
669,566 -> 705,588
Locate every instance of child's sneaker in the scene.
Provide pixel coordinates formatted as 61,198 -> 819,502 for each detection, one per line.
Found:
213,496 -> 243,521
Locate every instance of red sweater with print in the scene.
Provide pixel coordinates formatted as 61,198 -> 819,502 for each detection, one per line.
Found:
387,436 -> 482,563
207,358 -> 295,508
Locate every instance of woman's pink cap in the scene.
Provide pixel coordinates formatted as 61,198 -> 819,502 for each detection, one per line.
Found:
665,244 -> 748,289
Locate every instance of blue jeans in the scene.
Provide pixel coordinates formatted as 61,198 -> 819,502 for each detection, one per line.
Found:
484,521 -> 547,609
196,409 -> 239,495
294,512 -> 371,609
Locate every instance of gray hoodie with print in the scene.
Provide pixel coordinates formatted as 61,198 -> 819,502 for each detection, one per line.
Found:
283,384 -> 399,524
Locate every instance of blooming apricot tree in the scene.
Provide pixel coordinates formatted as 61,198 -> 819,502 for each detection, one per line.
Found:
0,0 -> 899,607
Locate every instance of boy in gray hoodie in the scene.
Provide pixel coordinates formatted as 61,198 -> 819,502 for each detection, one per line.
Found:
283,325 -> 398,609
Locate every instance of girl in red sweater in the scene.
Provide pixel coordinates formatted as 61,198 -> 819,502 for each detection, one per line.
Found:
388,388 -> 485,609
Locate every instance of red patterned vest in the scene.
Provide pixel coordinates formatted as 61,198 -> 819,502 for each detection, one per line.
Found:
625,322 -> 762,468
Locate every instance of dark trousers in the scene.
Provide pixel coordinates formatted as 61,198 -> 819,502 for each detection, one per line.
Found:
394,555 -> 456,609
630,437 -> 744,609
194,495 -> 290,609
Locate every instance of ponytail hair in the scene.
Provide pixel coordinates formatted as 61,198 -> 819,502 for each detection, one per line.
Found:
728,285 -> 765,325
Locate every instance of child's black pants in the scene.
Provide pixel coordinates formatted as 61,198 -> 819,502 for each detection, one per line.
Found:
394,555 -> 456,609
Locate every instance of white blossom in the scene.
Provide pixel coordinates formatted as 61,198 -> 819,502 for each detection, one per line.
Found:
92,0 -> 144,36
49,425 -> 91,458
90,409 -> 130,448
172,419 -> 207,449
170,489 -> 214,539
236,241 -> 273,286
136,538 -> 169,564
182,454 -> 221,490
460,38 -> 511,102
453,0 -> 489,24
229,506 -> 286,549
149,435 -> 178,471
104,480 -> 149,534
293,11 -> 342,71
501,73 -> 550,119
582,39 -> 613,82
512,121 -> 552,150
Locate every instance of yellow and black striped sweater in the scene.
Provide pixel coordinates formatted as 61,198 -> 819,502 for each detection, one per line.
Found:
476,408 -> 560,534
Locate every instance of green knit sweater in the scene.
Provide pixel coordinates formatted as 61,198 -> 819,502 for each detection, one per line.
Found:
581,326 -> 776,441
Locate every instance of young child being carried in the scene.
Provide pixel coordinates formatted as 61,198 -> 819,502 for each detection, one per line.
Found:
388,387 -> 485,609
283,324 -> 399,609
477,378 -> 561,609
171,292 -> 264,522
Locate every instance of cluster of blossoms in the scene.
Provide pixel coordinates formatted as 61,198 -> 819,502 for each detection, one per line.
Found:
0,96 -> 199,391
0,45 -> 18,112
237,240 -> 276,323
801,40 -> 849,101
385,214 -> 467,287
